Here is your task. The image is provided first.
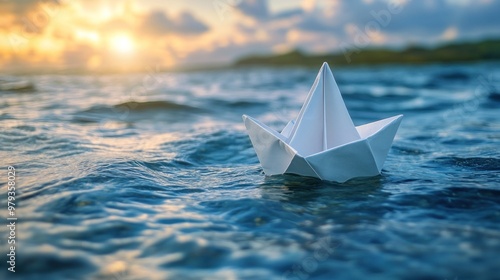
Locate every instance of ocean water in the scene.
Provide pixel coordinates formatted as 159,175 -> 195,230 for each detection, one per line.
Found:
1,62 -> 499,280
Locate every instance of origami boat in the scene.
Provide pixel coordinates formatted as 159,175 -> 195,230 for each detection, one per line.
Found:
243,62 -> 403,182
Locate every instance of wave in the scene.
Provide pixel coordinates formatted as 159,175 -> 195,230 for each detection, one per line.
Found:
164,130 -> 256,166
435,156 -> 500,171
345,92 -> 416,102
113,100 -> 202,112
424,71 -> 471,88
0,79 -> 36,92
207,98 -> 268,108
81,100 -> 202,114
433,71 -> 470,81
488,91 -> 500,102
73,100 -> 205,123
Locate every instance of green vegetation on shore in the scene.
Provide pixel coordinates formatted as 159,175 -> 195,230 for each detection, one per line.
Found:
234,39 -> 500,67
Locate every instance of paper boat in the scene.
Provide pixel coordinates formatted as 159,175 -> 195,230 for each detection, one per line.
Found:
242,62 -> 403,182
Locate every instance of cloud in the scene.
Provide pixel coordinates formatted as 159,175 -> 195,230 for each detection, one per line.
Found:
0,0 -> 43,14
296,13 -> 340,33
140,10 -> 209,36
454,0 -> 500,36
273,8 -> 304,21
2,0 -> 500,70
236,0 -> 269,20
0,0 -> 69,34
380,1 -> 451,37
279,0 -> 500,48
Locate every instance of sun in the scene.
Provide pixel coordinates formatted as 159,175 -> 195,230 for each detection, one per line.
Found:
109,34 -> 135,54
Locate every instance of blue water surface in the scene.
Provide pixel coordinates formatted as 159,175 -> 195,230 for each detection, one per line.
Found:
0,62 -> 499,279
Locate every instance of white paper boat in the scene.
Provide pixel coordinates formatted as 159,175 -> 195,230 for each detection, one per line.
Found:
243,62 -> 403,182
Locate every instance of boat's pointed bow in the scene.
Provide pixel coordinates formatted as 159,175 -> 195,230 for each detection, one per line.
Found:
362,114 -> 404,172
242,115 -> 296,176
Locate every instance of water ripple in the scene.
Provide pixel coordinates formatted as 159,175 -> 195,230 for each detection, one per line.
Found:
1,63 -> 499,280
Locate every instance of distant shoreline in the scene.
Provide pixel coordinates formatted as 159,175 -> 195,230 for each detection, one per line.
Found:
2,39 -> 499,75
234,39 -> 500,68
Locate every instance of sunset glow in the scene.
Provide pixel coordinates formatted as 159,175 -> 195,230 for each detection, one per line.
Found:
0,0 -> 499,72
109,34 -> 135,55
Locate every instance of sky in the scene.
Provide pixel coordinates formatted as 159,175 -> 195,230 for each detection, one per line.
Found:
1,0 -> 500,71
